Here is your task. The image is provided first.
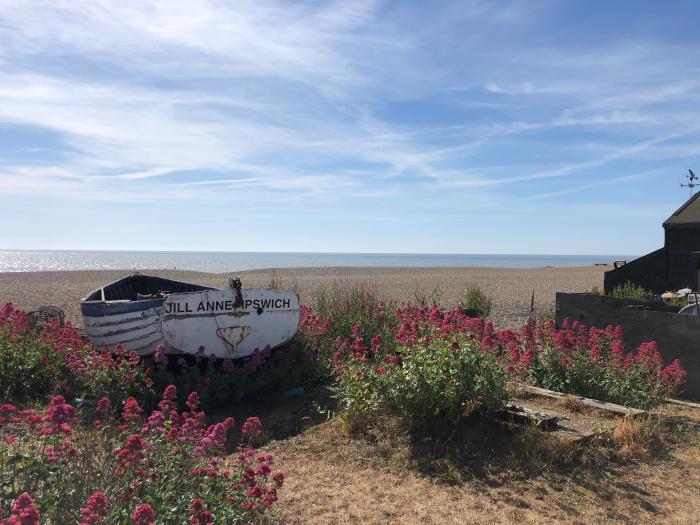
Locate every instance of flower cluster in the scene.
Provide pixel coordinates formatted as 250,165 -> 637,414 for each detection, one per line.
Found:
0,303 -> 153,407
0,386 -> 283,523
299,297 -> 687,410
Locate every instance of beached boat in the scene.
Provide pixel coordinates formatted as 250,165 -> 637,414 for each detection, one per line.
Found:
80,274 -> 300,358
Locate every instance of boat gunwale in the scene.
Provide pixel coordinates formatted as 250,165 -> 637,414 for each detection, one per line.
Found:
80,274 -> 216,317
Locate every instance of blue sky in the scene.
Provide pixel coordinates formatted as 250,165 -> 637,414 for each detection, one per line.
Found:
0,0 -> 699,255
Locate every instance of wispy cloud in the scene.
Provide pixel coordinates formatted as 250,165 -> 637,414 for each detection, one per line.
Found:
0,1 -> 698,252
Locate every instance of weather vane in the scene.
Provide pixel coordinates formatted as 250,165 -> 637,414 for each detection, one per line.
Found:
681,169 -> 698,196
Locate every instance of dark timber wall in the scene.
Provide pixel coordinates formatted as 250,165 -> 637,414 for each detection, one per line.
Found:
664,227 -> 700,290
604,248 -> 668,293
556,292 -> 700,400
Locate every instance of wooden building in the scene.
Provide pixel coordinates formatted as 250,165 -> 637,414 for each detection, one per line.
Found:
605,192 -> 700,293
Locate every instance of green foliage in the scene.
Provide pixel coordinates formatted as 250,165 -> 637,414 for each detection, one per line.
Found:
382,341 -> 509,428
336,340 -> 510,430
0,324 -> 152,408
610,282 -> 654,302
458,285 -> 493,317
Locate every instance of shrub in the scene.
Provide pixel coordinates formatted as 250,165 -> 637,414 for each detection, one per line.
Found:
0,303 -> 153,407
610,282 -> 654,302
458,285 -> 493,317
333,339 -> 509,430
0,386 -> 283,523
298,298 -> 686,410
380,340 -> 509,428
499,320 -> 686,409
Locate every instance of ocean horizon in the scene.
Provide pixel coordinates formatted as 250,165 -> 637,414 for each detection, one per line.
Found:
0,250 -> 637,273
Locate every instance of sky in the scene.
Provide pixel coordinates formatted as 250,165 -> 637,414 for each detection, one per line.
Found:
0,0 -> 699,255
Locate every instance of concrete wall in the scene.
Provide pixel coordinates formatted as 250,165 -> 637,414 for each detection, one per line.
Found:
556,292 -> 700,400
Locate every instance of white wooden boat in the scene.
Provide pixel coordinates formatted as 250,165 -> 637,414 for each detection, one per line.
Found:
80,274 -> 300,358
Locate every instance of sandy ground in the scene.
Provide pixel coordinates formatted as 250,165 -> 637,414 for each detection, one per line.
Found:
0,266 -> 607,328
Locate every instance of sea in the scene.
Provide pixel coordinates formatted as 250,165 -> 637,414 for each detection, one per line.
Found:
0,250 -> 636,273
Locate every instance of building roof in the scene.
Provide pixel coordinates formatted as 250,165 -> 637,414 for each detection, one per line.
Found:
664,192 -> 700,227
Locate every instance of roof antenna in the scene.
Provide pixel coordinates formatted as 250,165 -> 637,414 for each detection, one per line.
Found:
681,169 -> 698,196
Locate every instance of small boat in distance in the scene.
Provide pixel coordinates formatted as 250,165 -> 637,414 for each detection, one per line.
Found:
80,274 -> 300,358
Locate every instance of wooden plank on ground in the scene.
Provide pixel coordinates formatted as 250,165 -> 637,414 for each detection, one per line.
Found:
520,384 -> 646,417
666,398 -> 700,409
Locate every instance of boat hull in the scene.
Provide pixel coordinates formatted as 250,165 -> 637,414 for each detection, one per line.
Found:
81,288 -> 300,358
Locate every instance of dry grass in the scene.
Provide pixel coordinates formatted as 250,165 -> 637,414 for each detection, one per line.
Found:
612,417 -> 660,459
262,397 -> 700,525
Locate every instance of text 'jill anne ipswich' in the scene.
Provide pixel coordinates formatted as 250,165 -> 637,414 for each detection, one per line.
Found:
164,298 -> 292,314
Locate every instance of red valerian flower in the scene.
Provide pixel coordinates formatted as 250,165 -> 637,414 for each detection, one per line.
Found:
241,417 -> 263,439
189,498 -> 214,525
273,471 -> 285,486
131,503 -> 156,525
43,395 -> 76,434
79,491 -> 108,525
96,396 -> 111,417
122,397 -> 143,422
153,344 -> 167,365
185,391 -> 201,412
5,492 -> 40,525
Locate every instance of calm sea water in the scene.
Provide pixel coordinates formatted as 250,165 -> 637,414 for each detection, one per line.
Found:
0,250 -> 636,273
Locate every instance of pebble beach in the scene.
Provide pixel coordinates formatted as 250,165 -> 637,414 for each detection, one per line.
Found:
0,265 -> 608,329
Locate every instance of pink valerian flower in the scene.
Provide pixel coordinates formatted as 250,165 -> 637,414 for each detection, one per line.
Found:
589,345 -> 603,366
634,341 -> 663,372
42,395 -> 76,434
153,344 -> 167,365
519,348 -> 535,369
131,503 -> 156,525
4,492 -> 40,525
185,391 -> 201,413
273,471 -> 285,486
142,411 -> 166,433
96,397 -> 111,417
241,417 -> 263,439
198,422 -> 228,454
116,434 -> 150,470
122,397 -> 143,422
388,354 -> 399,365
189,498 -> 214,525
610,341 -> 626,368
0,404 -> 20,425
660,359 -> 687,392
79,491 -> 108,525
45,440 -> 77,463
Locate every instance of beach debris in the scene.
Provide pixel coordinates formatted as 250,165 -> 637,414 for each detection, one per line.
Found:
80,274 -> 299,358
28,305 -> 65,329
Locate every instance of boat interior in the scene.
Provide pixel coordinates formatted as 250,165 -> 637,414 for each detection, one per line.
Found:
83,274 -> 214,303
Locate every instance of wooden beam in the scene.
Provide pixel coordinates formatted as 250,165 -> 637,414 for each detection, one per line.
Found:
519,384 -> 646,417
